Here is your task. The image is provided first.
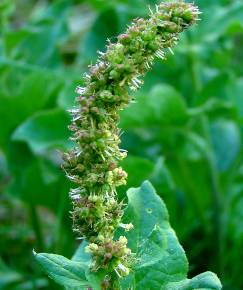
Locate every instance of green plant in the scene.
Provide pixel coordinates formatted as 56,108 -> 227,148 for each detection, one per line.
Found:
32,1 -> 223,289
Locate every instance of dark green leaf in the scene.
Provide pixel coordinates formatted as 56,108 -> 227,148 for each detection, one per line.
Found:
12,108 -> 73,154
210,120 -> 241,171
0,66 -> 63,150
0,258 -> 22,288
34,252 -> 89,288
120,84 -> 188,129
118,181 -> 222,290
120,155 -> 155,192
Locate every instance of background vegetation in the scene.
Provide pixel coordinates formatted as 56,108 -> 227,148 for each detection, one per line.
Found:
0,0 -> 242,289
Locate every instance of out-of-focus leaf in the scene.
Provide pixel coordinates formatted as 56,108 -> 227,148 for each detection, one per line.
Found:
120,155 -> 155,192
231,78 -> 243,118
10,278 -> 48,290
186,1 -> 243,45
71,241 -> 90,263
120,84 -> 188,129
149,157 -> 176,192
210,120 -> 241,172
0,65 -> 63,150
0,258 -> 22,288
79,8 -> 119,63
6,142 -> 70,208
58,78 -> 83,110
198,74 -> 243,120
87,0 -> 158,12
0,0 -> 15,29
201,1 -> 243,40
3,0 -> 70,67
12,108 -> 73,154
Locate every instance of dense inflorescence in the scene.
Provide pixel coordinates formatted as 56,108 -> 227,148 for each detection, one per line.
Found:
62,1 -> 199,288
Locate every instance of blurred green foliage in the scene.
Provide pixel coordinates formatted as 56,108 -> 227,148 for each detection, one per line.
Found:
0,0 -> 242,289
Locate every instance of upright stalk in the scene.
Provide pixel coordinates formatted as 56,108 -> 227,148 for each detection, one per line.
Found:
62,2 -> 200,288
29,204 -> 45,252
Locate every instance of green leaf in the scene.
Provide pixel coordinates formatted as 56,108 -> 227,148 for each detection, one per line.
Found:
34,182 -> 222,290
71,241 -> 91,263
3,1 -> 70,67
58,78 -> 83,110
12,108 -> 73,154
79,8 -> 119,63
0,258 -> 22,288
71,241 -> 106,290
200,1 -> 243,42
118,181 -> 222,290
0,66 -> 63,150
120,84 -> 188,129
35,246 -> 106,290
120,155 -> 155,192
230,78 -> 243,118
34,252 -> 89,288
6,148 -> 70,208
165,272 -> 222,290
210,120 -> 241,172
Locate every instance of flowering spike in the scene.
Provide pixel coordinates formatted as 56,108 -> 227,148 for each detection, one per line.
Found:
63,1 -> 199,288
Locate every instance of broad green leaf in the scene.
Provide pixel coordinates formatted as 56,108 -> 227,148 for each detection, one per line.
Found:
34,252 -> 89,288
119,181 -> 188,289
34,182 -> 221,290
35,245 -> 105,290
118,181 -> 222,290
165,272 -> 222,290
12,108 -> 73,154
120,84 -> 188,129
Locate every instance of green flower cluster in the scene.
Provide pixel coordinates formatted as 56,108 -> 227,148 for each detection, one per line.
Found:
63,1 -> 199,287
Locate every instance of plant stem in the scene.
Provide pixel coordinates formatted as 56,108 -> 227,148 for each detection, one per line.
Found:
29,204 -> 45,252
53,192 -> 68,254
